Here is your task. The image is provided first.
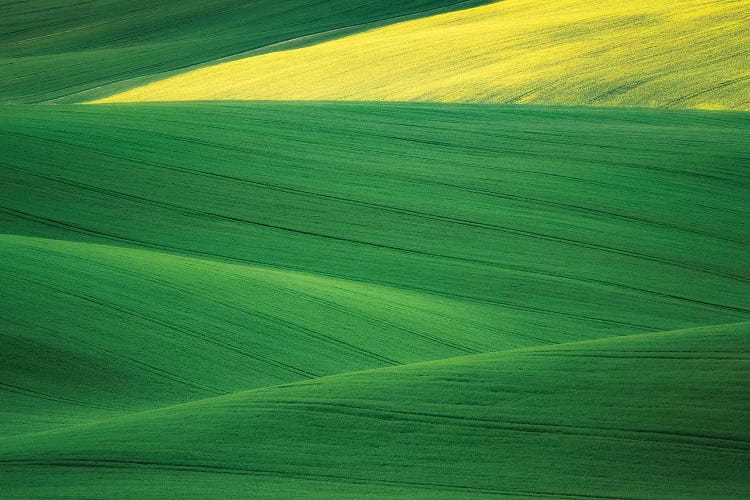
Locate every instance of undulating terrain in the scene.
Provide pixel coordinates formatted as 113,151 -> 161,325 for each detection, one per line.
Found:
1,1 -> 749,498
95,0 -> 750,109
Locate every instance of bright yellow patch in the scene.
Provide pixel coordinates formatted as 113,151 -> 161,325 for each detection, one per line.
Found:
94,0 -> 750,110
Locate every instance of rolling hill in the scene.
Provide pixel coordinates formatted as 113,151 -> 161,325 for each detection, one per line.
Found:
95,0 -> 750,110
2,322 -> 748,498
1,102 -> 749,497
2,0 -> 750,497
0,0 -> 491,103
2,102 -> 747,330
0,232 -> 504,437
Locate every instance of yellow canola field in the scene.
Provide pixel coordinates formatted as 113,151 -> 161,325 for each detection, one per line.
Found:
94,0 -> 750,110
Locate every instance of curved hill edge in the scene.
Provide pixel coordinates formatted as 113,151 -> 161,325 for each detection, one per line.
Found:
94,0 -> 750,110
1,321 -> 748,498
3,319 -> 746,441
52,0 -> 496,104
0,0 -> 497,103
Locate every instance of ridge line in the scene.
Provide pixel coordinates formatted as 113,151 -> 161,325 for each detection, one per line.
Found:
3,320 -> 746,443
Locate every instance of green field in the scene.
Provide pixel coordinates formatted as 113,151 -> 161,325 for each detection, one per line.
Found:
2,1 -> 749,498
1,102 -> 749,497
2,322 -> 748,498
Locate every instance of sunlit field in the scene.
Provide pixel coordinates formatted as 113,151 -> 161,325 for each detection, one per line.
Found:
96,0 -> 750,110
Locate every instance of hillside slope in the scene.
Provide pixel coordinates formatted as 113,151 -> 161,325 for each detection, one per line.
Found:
2,322 -> 748,498
0,233 -> 503,437
0,0 -> 490,103
97,0 -> 750,110
2,101 -> 749,426
1,102 -> 748,333
1,102 -> 748,497
3,1 -> 750,497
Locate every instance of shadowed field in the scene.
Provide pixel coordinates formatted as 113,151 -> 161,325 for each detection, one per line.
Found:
96,0 -> 750,110
2,322 -> 748,498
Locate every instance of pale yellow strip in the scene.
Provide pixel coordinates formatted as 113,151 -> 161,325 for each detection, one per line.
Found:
93,0 -> 750,110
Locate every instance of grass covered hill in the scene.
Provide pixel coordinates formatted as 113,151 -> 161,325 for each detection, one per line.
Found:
2,322 -> 749,498
96,0 -> 750,110
2,0 -> 750,497
0,0 -> 491,103
2,103 -> 747,332
1,102 -> 749,497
